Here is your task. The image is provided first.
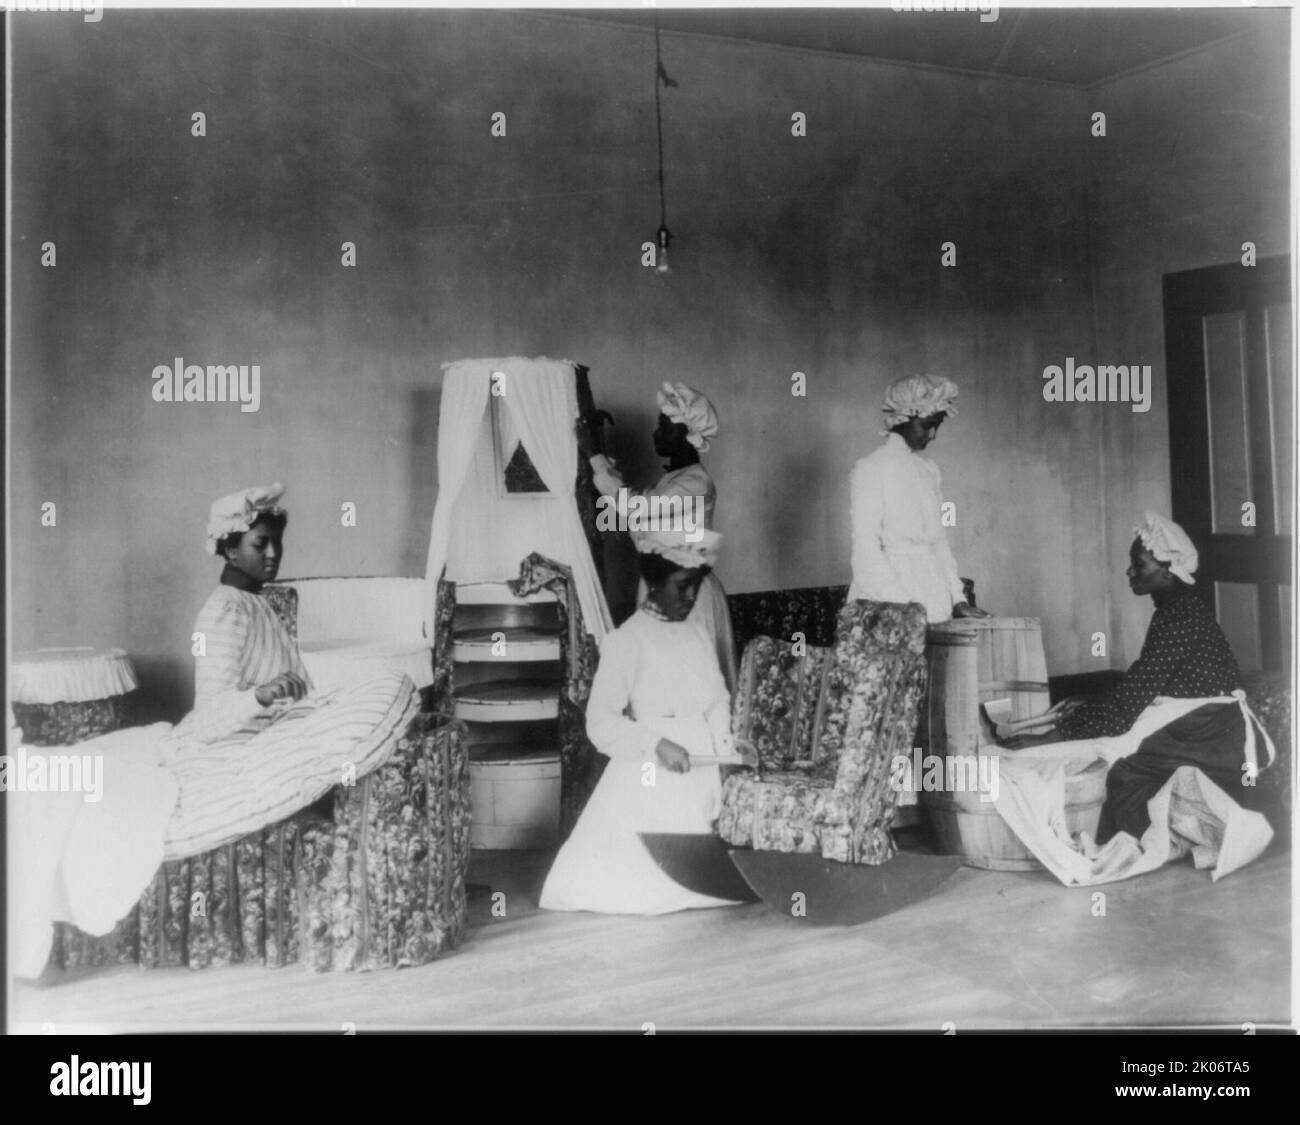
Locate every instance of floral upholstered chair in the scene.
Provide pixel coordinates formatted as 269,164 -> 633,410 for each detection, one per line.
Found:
718,600 -> 929,865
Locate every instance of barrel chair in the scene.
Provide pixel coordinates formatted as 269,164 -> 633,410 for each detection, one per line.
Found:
53,584 -> 472,974
718,600 -> 929,865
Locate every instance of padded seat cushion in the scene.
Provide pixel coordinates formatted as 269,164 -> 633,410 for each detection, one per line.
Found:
718,770 -> 830,855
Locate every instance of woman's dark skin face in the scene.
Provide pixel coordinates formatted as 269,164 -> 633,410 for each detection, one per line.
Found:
895,413 -> 944,452
1127,538 -> 1178,598
224,518 -> 283,589
652,414 -> 699,468
646,566 -> 707,621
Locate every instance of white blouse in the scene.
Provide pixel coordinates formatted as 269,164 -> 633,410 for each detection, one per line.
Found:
590,454 -> 717,529
172,586 -> 310,746
586,610 -> 733,762
848,433 -> 965,623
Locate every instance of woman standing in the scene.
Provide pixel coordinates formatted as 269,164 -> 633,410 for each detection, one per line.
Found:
540,527 -> 742,915
849,374 -> 986,623
579,381 -> 738,692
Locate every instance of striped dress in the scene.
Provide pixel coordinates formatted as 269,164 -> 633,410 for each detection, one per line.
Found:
172,586 -> 310,747
162,585 -> 418,857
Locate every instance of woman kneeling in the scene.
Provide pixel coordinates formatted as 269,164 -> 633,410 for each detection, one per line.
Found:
540,527 -> 742,915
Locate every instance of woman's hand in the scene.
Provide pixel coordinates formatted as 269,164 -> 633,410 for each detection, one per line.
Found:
953,602 -> 990,619
574,418 -> 597,458
654,738 -> 692,774
575,410 -> 612,459
1049,697 -> 1086,719
733,738 -> 759,767
255,672 -> 309,708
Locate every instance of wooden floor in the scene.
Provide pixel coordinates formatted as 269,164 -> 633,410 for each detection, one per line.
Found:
12,839 -> 1292,1032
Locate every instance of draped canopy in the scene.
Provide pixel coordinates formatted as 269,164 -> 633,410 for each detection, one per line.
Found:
424,357 -> 613,644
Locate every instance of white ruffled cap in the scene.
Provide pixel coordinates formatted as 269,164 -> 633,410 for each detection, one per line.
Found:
1134,510 -> 1199,585
205,483 -> 287,555
634,526 -> 721,570
656,382 -> 719,452
880,374 -> 960,432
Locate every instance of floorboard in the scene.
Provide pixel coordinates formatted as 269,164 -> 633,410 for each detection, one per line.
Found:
11,842 -> 1291,1032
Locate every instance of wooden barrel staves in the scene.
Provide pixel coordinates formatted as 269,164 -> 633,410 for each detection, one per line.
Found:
918,618 -> 1102,870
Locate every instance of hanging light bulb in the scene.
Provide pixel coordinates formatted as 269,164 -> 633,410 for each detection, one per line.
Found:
651,15 -> 677,278
655,224 -> 672,275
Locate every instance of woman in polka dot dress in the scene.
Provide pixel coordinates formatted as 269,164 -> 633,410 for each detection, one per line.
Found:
1045,512 -> 1273,843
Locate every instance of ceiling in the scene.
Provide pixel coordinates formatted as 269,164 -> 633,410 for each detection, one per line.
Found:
567,6 -> 1284,87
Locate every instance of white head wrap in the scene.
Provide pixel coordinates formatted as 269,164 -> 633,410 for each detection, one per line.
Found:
880,374 -> 960,432
656,382 -> 719,452
634,526 -> 721,570
1134,510 -> 1198,585
206,483 -> 287,555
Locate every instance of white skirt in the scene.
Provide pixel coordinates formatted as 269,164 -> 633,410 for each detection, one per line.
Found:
539,755 -> 737,915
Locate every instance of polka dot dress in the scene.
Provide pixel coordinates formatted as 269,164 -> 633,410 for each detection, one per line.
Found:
1058,589 -> 1241,739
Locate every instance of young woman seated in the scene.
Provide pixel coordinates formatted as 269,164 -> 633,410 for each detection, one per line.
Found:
1001,511 -> 1274,845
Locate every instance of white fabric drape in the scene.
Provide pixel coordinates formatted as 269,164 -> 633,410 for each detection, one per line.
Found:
501,361 -> 613,638
991,695 -> 1276,886
424,357 -> 612,642
424,364 -> 493,629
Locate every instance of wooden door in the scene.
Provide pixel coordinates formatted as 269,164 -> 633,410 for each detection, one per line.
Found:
1164,256 -> 1293,673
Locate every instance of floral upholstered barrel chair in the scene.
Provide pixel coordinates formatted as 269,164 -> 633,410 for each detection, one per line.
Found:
718,600 -> 929,865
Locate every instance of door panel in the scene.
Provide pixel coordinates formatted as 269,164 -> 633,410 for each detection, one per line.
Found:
1202,311 -> 1254,536
1215,580 -> 1263,673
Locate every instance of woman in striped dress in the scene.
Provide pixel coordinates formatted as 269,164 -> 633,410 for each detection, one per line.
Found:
12,485 -> 417,976
161,484 -> 418,857
170,483 -> 311,748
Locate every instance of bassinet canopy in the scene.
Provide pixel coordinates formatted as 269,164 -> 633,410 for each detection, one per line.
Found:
424,356 -> 613,646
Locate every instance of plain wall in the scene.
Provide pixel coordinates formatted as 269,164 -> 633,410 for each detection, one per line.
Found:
8,10 -> 1288,718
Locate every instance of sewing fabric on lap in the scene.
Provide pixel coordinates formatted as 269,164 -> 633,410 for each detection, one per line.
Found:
163,670 -> 418,857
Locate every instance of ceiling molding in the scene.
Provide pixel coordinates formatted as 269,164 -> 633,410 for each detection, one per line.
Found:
523,7 -> 1282,90
517,9 -> 1081,89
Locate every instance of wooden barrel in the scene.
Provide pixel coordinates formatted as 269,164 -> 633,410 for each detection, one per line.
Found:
924,761 -> 1107,871
919,617 -> 1079,870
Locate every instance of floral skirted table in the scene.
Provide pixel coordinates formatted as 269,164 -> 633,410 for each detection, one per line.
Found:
11,646 -> 139,747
